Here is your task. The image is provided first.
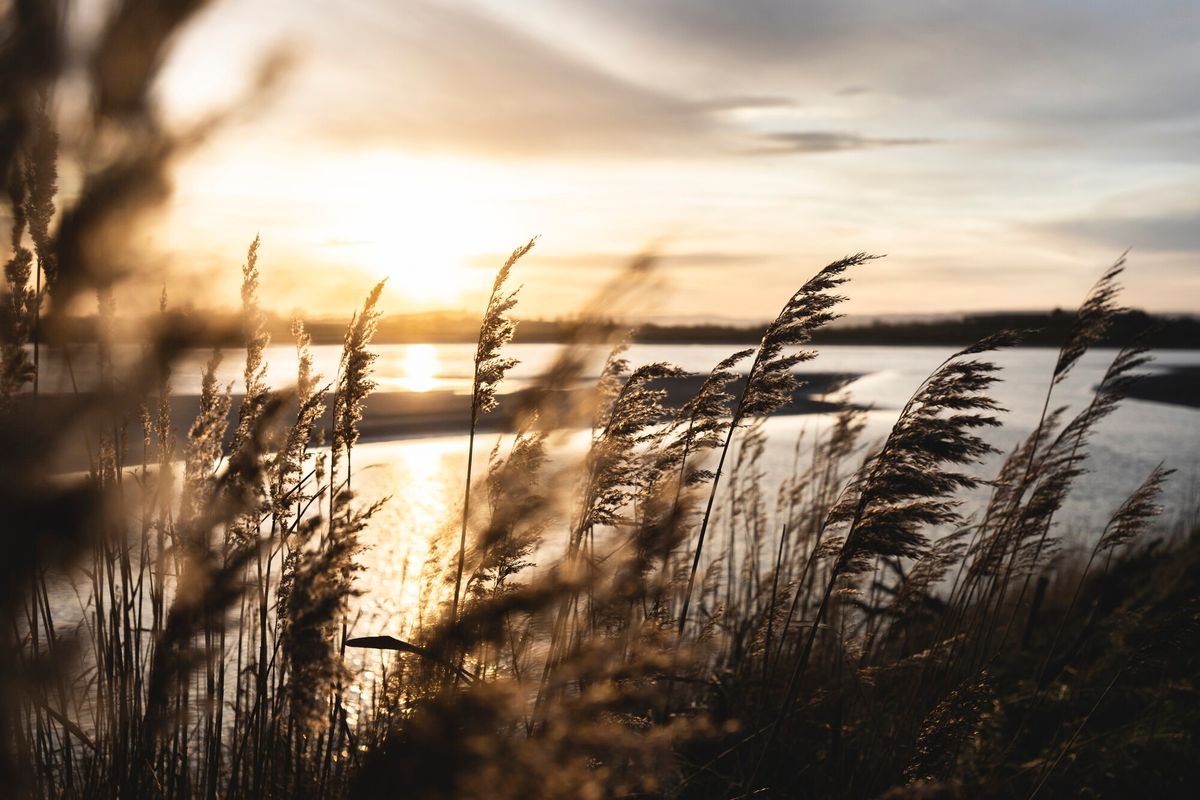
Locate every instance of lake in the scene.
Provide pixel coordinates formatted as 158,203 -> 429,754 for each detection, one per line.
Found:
34,342 -> 1200,637
274,343 -> 1197,637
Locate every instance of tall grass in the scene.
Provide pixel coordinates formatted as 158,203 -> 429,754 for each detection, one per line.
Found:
2,4 -> 1198,799
451,239 -> 533,630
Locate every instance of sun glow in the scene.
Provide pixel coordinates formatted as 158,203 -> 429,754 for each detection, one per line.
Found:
397,343 -> 439,393
329,152 -> 515,307
162,146 -> 529,312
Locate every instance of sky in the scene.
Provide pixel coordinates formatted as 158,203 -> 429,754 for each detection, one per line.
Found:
124,0 -> 1200,320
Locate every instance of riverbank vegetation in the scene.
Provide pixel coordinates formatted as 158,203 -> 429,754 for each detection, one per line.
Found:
2,3 -> 1197,798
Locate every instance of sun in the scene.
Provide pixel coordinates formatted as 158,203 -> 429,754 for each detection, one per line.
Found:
397,343 -> 439,393
329,152 -> 514,308
160,147 -> 527,312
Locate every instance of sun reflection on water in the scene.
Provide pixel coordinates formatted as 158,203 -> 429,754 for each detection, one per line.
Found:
398,343 -> 439,393
349,438 -> 465,636
344,436 -> 468,706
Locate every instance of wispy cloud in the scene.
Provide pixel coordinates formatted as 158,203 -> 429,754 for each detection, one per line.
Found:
697,95 -> 799,112
488,0 -> 1200,150
754,131 -> 938,154
274,1 -> 721,158
1043,209 -> 1200,254
468,250 -> 771,271
152,0 -> 1200,315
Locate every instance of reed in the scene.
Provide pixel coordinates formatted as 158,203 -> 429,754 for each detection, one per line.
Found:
676,253 -> 871,638
451,239 -> 533,630
2,4 -> 1197,798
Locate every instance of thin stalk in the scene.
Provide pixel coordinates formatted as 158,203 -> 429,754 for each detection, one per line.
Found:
451,400 -> 479,630
760,524 -> 789,694
677,419 -> 738,637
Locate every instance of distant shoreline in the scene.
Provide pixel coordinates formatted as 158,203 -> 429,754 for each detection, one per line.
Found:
1126,367 -> 1200,409
27,365 -> 1196,474
28,373 -> 857,472
42,309 -> 1200,350
276,309 -> 1200,349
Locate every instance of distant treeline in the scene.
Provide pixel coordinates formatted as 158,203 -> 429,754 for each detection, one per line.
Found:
57,308 -> 1200,349
757,309 -> 1199,349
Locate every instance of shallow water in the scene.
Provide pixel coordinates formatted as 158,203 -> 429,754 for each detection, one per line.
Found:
326,344 -> 1200,634
35,343 -> 1200,635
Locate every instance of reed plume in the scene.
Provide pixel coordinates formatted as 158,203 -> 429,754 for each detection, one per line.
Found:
471,425 -> 549,599
1053,255 -> 1126,385
751,332 -> 1013,787
1,196 -> 35,399
677,253 -> 873,636
283,491 -> 381,729
181,351 -> 232,520
331,280 -> 386,486
452,239 -> 534,628
1,3 -> 1194,792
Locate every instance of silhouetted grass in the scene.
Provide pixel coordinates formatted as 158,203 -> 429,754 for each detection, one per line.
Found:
2,4 -> 1197,799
